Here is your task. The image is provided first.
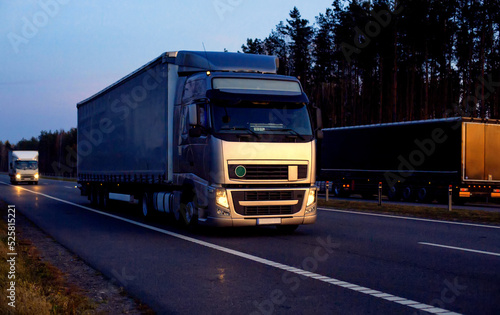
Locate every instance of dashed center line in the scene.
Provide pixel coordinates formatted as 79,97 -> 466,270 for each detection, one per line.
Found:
419,242 -> 500,257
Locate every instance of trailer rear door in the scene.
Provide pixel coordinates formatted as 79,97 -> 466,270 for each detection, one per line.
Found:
463,122 -> 500,182
485,123 -> 500,181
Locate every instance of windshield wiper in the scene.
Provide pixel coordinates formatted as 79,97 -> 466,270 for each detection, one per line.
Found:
271,128 -> 305,140
219,127 -> 260,139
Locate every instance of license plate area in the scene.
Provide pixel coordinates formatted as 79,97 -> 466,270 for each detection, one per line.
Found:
256,218 -> 282,225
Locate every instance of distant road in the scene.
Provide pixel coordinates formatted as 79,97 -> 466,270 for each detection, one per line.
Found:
1,174 -> 499,314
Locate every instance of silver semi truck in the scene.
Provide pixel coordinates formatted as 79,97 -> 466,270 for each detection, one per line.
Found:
77,51 -> 320,230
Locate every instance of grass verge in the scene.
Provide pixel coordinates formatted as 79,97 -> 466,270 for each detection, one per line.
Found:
318,199 -> 500,225
0,215 -> 96,314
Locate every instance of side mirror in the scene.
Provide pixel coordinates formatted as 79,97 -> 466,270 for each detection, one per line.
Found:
316,129 -> 324,140
315,107 -> 323,130
188,104 -> 198,126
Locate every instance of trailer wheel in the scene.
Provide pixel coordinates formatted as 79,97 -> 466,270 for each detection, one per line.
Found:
417,187 -> 432,203
90,185 -> 98,206
387,186 -> 400,201
402,186 -> 414,201
98,189 -> 109,209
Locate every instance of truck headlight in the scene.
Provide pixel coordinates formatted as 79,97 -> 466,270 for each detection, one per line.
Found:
215,188 -> 229,208
34,173 -> 39,179
16,174 -> 21,179
306,189 -> 316,207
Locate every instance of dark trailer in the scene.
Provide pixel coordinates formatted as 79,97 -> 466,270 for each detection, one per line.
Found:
319,117 -> 500,202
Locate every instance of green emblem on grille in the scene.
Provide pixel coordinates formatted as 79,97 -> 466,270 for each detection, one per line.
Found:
235,165 -> 246,178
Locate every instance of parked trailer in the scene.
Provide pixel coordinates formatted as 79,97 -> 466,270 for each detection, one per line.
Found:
8,150 -> 39,185
319,117 -> 500,202
77,51 -> 321,230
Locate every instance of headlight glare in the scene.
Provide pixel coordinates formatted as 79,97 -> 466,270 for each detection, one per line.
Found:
215,189 -> 229,208
306,189 -> 316,207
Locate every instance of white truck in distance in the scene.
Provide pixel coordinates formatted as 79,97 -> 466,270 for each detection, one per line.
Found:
9,150 -> 39,185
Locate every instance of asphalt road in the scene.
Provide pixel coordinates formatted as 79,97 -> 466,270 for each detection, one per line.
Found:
1,174 -> 499,314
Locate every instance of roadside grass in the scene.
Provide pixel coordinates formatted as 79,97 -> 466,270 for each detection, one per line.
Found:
0,217 -> 96,314
318,199 -> 500,225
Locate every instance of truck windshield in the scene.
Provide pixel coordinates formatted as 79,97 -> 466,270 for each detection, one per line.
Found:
211,102 -> 313,140
15,161 -> 38,170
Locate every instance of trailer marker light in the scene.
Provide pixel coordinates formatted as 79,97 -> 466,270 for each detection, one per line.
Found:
460,188 -> 469,192
494,189 -> 500,193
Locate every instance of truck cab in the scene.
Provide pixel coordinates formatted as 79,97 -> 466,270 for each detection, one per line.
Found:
175,71 -> 318,228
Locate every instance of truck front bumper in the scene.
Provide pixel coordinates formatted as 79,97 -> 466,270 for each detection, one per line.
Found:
201,212 -> 317,227
199,186 -> 318,227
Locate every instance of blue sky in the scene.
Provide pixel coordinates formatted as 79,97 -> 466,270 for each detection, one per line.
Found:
0,0 -> 334,144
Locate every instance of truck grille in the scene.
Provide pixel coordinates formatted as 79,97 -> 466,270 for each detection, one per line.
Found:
243,205 -> 293,216
231,190 -> 305,216
228,165 -> 307,180
245,191 -> 293,201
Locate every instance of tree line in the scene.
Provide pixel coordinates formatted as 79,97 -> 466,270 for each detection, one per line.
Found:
2,0 -> 499,174
0,129 -> 77,176
242,0 -> 500,127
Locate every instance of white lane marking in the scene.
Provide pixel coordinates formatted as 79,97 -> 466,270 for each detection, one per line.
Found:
419,242 -> 500,257
64,186 -> 76,189
319,207 -> 500,229
0,181 -> 461,315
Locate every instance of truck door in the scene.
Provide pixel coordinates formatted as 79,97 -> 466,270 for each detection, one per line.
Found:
463,122 -> 500,181
485,123 -> 500,181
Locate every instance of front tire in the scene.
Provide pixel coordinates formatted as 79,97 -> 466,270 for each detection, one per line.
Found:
182,201 -> 197,226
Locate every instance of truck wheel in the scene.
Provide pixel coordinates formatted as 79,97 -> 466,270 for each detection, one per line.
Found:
141,193 -> 152,218
387,186 -> 399,201
417,187 -> 432,203
90,186 -> 98,206
98,189 -> 109,209
402,186 -> 414,201
182,201 -> 197,226
179,185 -> 198,226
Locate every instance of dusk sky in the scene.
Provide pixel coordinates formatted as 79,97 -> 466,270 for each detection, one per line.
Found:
0,0 -> 334,144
